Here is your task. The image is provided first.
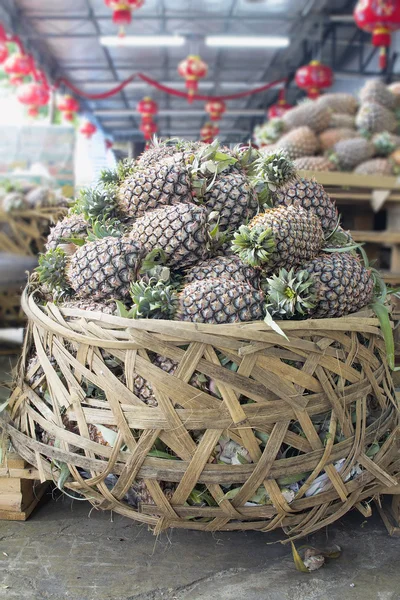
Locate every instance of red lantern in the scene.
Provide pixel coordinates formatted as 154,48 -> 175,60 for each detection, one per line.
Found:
140,120 -> 157,140
178,55 -> 208,103
200,122 -> 219,143
295,60 -> 333,99
105,1 -> 144,36
127,0 -> 144,7
80,121 -> 97,139
354,0 -> 400,70
137,97 -> 158,124
57,95 -> 80,121
0,42 -> 8,64
16,82 -> 50,115
4,52 -> 33,84
267,89 -> 293,119
205,99 -> 226,122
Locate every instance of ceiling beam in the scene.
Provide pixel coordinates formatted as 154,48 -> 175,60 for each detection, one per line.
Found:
22,13 -> 298,22
94,109 -> 266,117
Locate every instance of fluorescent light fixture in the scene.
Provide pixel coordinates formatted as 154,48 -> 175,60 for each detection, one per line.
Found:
100,35 -> 186,47
205,35 -> 289,48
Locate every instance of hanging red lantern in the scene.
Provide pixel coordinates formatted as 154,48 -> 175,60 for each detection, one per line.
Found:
295,60 -> 333,99
57,95 -> 80,121
354,0 -> 400,70
178,55 -> 208,103
205,99 -> 226,122
0,42 -> 8,64
140,120 -> 157,140
137,97 -> 158,124
127,0 -> 145,7
105,1 -> 144,36
80,120 -> 97,139
200,122 -> 219,143
16,81 -> 50,115
267,89 -> 293,119
4,52 -> 33,84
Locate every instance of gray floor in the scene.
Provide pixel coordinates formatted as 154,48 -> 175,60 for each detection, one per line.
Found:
0,494 -> 399,600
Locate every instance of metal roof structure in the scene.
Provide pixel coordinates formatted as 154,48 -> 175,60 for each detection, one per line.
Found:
0,0 -> 389,144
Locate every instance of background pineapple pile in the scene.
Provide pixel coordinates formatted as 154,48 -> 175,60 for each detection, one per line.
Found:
28,140 -> 390,512
254,79 -> 400,176
0,180 -> 69,212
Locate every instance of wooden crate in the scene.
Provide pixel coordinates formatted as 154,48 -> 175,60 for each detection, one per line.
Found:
0,451 -> 49,521
299,170 -> 400,284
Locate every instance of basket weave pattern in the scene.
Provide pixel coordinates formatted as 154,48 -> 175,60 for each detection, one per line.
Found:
3,291 -> 400,538
0,207 -> 67,256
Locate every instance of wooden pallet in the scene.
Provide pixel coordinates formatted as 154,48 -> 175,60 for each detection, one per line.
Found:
0,451 -> 49,521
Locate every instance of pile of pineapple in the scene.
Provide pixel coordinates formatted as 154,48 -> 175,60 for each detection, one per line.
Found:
28,139 -> 388,512
254,79 -> 400,176
0,180 -> 68,212
36,139 -> 376,327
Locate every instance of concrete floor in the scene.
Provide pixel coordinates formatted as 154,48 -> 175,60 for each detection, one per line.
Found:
0,494 -> 399,600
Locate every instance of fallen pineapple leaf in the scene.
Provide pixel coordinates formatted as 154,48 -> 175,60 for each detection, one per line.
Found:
291,544 -> 342,573
291,542 -> 309,573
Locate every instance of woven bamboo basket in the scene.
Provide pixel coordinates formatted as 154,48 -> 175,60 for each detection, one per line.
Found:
2,289 -> 399,539
0,207 -> 67,256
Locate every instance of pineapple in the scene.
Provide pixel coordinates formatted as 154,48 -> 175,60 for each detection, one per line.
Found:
254,119 -> 286,146
293,156 -> 336,172
133,355 -> 177,407
359,79 -> 396,110
67,236 -> 144,300
46,214 -> 88,251
2,191 -> 29,212
275,126 -> 319,160
25,186 -> 60,208
328,113 -> 356,129
177,278 -> 265,324
231,205 -> 324,269
319,128 -> 359,151
252,151 -> 339,232
372,131 -> 400,156
324,226 -> 355,250
137,139 -> 206,169
117,158 -> 192,219
264,253 -> 374,319
129,203 -> 215,269
282,103 -> 331,133
356,102 -> 397,134
183,255 -> 260,288
61,298 -> 117,315
316,93 -> 358,115
331,138 -> 374,171
354,158 -> 393,176
387,82 -> 400,107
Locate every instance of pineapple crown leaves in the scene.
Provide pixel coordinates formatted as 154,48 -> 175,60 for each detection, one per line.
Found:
251,150 -> 296,203
231,143 -> 261,175
262,268 -> 316,318
71,184 -> 118,222
36,248 -> 72,298
231,224 -> 275,267
373,131 -> 397,156
139,247 -> 168,274
86,217 -> 123,241
128,278 -> 178,320
187,140 -> 238,198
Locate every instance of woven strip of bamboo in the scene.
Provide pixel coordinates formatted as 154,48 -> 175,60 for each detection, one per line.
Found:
1,289 -> 399,539
0,207 -> 67,256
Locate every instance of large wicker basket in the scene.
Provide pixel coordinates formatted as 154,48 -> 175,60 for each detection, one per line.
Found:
2,290 -> 399,539
0,207 -> 67,256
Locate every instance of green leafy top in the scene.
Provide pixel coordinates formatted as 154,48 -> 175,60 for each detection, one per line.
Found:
71,184 -> 118,222
117,279 -> 178,320
263,268 -> 316,318
231,225 -> 276,267
36,248 -> 72,299
187,139 -> 238,198
86,218 -> 123,241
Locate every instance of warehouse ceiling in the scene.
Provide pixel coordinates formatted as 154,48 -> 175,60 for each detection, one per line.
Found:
2,0 -> 364,143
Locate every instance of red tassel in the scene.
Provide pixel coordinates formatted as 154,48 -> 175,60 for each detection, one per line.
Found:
379,47 -> 387,70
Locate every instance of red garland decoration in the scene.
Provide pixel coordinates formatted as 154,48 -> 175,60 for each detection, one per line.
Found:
295,60 -> 333,98
354,0 -> 400,70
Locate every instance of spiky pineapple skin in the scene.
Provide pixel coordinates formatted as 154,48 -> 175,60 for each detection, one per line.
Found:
302,253 -> 374,318
319,128 -> 359,151
137,140 -> 206,169
359,79 -> 396,110
118,159 -> 192,219
177,278 -> 265,324
183,255 -> 260,288
282,104 -> 331,133
328,113 -> 356,129
202,170 -> 258,230
332,138 -> 374,170
275,126 -> 319,160
271,177 -> 338,232
129,203 -> 210,269
316,93 -> 358,115
67,236 -> 143,300
293,156 -> 337,172
133,355 -> 177,407
248,205 -> 324,269
356,102 -> 397,134
61,298 -> 117,315
46,214 -> 88,251
354,158 -> 393,176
